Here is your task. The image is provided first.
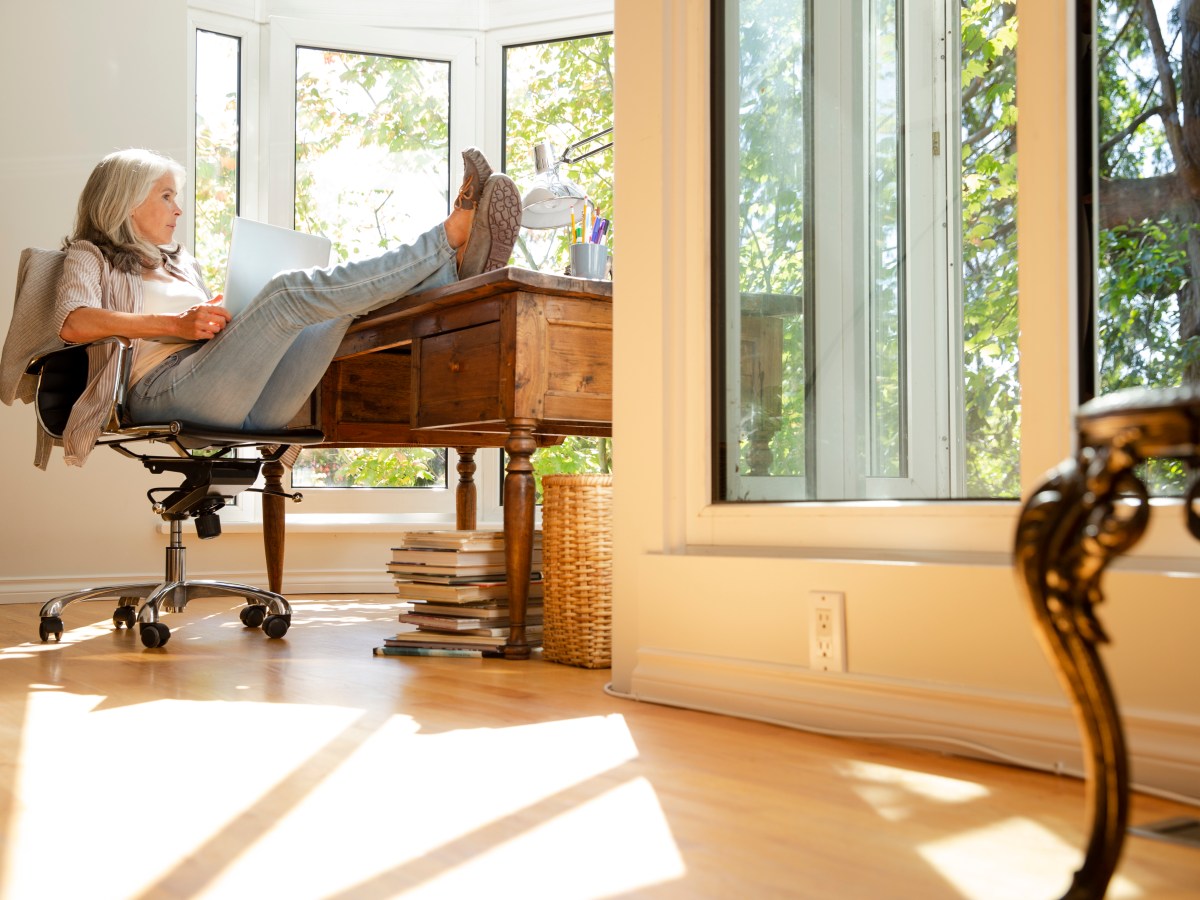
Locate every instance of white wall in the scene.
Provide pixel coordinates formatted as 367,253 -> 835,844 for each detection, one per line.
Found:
610,0 -> 1200,800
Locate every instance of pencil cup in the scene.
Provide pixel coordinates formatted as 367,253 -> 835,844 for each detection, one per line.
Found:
570,243 -> 609,280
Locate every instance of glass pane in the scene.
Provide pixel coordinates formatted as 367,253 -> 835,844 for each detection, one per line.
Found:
960,0 -> 1019,498
291,46 -> 451,489
504,34 -> 614,275
870,0 -> 905,479
291,447 -> 447,488
504,34 -> 614,483
1091,0 -> 1192,494
194,30 -> 240,289
716,0 -> 811,500
294,47 -> 449,257
714,0 -> 1020,501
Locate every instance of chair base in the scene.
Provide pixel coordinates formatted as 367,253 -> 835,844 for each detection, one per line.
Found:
37,521 -> 292,648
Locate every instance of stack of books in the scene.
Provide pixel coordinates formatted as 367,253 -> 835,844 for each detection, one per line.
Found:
375,529 -> 544,658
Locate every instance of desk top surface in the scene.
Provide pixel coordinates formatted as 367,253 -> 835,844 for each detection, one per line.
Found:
356,266 -> 610,324
335,266 -> 612,361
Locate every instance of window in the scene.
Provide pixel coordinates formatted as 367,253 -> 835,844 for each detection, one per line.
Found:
194,29 -> 240,289
188,10 -> 611,520
289,44 -> 454,491
712,0 -> 1018,501
1086,1 -> 1196,494
503,31 -> 615,492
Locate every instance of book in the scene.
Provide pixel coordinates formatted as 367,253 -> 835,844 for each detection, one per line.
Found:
384,631 -> 508,650
391,581 -> 544,604
392,529 -> 543,552
406,600 -> 544,619
373,645 -> 501,658
390,546 -> 544,567
386,564 -> 513,581
398,612 -> 544,632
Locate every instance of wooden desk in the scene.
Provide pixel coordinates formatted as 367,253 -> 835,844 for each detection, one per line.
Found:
263,267 -> 613,659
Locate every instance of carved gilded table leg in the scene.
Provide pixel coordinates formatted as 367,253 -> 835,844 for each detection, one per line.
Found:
1014,436 -> 1150,899
502,420 -> 538,659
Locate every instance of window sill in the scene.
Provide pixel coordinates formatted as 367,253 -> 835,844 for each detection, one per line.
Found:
160,513 -> 502,535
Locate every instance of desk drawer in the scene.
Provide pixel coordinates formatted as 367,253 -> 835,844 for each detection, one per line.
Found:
411,320 -> 504,428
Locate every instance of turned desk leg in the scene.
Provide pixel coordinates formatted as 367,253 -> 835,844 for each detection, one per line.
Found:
263,458 -> 286,596
502,420 -> 538,659
1014,442 -> 1148,899
455,447 -> 477,531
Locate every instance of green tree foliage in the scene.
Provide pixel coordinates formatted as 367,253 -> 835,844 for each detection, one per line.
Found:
1095,0 -> 1200,393
505,34 -> 614,274
292,446 -> 445,488
961,1 -> 1019,497
194,31 -> 240,290
1093,0 -> 1200,493
504,34 -> 615,478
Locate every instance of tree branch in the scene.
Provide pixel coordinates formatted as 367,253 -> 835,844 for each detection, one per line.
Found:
1097,172 -> 1193,228
1100,103 -> 1168,155
1137,0 -> 1200,192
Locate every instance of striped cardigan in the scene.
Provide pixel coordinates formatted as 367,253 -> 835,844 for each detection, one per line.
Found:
1,241 -> 208,467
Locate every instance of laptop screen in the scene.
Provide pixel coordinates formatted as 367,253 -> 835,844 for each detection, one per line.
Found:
221,218 -> 332,317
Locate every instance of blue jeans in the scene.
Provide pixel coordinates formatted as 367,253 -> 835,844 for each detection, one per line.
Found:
127,223 -> 457,431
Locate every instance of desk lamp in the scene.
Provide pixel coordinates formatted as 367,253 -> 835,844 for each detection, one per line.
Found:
519,128 -> 613,229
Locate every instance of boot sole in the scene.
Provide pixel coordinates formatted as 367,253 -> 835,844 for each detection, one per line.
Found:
483,175 -> 520,271
459,174 -> 520,278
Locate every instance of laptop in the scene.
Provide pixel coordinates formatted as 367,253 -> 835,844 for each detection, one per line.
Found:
221,217 -> 333,317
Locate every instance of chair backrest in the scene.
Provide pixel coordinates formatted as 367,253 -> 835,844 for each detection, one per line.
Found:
34,344 -> 90,440
1,248 -> 67,407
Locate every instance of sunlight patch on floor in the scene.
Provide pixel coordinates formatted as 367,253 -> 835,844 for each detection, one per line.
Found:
1,690 -> 375,899
411,776 -> 685,897
837,759 -> 991,822
202,713 -> 659,897
918,817 -> 1143,899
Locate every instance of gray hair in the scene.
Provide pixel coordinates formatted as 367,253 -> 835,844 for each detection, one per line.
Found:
68,149 -> 185,273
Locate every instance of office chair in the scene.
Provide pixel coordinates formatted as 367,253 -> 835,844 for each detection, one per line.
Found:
28,336 -> 325,649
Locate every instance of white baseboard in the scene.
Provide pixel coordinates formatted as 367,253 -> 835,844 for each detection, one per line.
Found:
629,647 -> 1200,802
0,570 -> 394,605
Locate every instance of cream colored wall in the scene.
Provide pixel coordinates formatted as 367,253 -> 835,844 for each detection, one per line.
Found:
610,0 -> 1200,798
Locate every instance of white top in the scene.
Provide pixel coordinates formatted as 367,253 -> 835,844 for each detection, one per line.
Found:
130,269 -> 210,383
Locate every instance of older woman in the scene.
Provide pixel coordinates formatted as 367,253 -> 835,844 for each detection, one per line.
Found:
47,146 -> 518,465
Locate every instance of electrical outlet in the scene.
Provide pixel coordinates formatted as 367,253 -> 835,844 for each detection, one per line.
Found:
809,591 -> 847,672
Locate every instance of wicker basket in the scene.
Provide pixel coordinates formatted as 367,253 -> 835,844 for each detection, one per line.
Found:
540,474 -> 613,668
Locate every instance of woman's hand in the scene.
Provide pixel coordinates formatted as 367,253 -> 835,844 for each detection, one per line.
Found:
60,296 -> 232,344
175,296 -> 231,340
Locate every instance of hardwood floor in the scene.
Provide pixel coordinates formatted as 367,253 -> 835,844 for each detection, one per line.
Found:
0,596 -> 1195,899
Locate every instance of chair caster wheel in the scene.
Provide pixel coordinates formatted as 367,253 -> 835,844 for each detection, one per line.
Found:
39,616 -> 64,643
140,622 -> 171,648
262,615 -> 290,639
113,605 -> 137,630
240,605 -> 267,628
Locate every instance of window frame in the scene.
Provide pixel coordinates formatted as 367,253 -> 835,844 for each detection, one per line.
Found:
188,6 -> 612,527
713,0 -> 959,505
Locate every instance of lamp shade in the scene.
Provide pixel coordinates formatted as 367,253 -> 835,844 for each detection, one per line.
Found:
520,173 -> 588,228
520,140 -> 588,229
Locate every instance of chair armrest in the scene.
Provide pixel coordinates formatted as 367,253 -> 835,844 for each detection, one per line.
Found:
28,337 -> 133,440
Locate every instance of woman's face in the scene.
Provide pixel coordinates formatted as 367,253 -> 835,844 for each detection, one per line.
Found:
129,173 -> 181,246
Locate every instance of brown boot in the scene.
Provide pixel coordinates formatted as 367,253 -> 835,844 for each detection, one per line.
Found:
458,173 -> 520,278
455,147 -> 494,211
